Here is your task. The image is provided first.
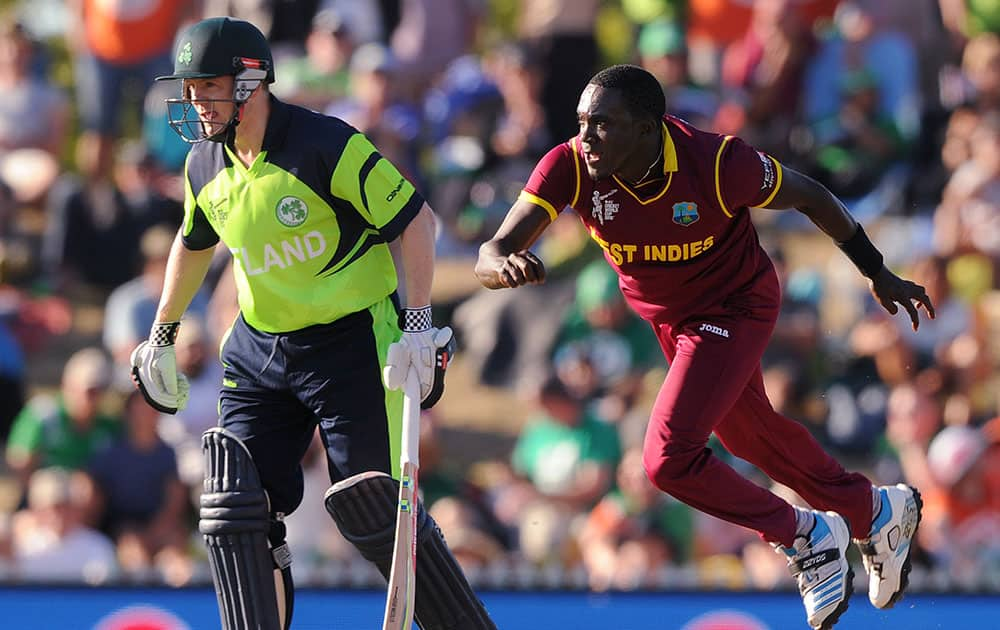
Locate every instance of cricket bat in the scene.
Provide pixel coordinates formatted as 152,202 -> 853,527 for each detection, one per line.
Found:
382,367 -> 421,630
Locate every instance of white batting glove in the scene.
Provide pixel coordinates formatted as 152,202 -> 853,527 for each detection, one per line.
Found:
383,306 -> 456,409
130,321 -> 190,414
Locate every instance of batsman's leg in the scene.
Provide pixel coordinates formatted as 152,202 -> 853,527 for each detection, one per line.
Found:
200,428 -> 294,630
324,471 -> 497,630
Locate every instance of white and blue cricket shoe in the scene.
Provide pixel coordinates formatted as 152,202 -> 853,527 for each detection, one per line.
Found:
776,510 -> 854,629
855,484 -> 922,609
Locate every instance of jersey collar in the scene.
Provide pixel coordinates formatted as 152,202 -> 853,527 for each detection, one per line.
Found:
661,121 -> 678,174
261,94 -> 292,151
611,121 -> 678,204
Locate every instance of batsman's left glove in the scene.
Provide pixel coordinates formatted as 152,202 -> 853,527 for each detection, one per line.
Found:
130,321 -> 190,414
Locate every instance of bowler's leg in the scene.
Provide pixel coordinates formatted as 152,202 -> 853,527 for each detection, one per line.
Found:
641,320 -> 798,545
714,369 -> 874,538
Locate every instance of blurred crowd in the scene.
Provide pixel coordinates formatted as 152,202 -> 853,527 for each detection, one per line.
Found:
0,0 -> 998,596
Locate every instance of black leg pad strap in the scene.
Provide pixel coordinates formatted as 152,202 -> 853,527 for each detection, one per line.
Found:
200,427 -> 290,630
325,471 -> 496,630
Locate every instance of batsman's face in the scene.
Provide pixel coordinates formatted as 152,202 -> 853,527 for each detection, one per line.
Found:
576,85 -> 644,181
182,75 -> 237,137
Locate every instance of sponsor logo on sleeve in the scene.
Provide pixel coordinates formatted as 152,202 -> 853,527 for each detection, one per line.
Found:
757,151 -> 775,191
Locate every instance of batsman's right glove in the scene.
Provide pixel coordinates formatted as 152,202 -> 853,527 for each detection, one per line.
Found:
383,306 -> 456,409
130,321 -> 190,414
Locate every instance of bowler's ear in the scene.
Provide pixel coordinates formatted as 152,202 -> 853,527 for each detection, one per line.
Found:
639,117 -> 658,138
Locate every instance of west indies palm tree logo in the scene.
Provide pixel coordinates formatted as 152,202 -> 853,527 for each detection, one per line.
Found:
672,201 -> 699,226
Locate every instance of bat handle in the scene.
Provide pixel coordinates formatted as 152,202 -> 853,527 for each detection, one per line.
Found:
401,367 -> 421,468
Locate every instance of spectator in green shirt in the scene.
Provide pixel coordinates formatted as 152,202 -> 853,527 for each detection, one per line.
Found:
5,348 -> 121,496
512,374 -> 622,509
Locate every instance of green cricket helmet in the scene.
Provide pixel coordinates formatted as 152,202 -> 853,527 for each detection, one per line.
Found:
157,17 -> 274,143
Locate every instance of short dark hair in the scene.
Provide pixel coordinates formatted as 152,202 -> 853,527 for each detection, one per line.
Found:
588,64 -> 666,123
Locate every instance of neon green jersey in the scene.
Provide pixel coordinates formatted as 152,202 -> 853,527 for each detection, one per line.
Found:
182,97 -> 423,332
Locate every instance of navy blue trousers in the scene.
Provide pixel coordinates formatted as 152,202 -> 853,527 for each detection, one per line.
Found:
218,299 -> 400,517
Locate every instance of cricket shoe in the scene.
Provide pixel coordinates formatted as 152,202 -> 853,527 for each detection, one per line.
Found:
776,510 -> 854,629
855,484 -> 923,609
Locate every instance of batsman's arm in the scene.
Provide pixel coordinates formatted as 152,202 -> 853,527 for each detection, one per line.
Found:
399,203 -> 436,309
155,231 -> 216,323
475,199 -> 551,290
762,166 -> 935,330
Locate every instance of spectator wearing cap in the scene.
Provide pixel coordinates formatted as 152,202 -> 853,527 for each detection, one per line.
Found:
511,374 -> 622,510
637,18 -> 718,130
5,348 -> 121,497
103,223 -> 210,378
272,8 -> 356,112
326,43 -> 424,184
922,424 -> 1000,586
551,260 -> 660,425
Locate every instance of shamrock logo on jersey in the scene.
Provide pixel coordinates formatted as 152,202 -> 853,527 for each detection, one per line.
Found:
276,196 -> 309,227
177,42 -> 193,66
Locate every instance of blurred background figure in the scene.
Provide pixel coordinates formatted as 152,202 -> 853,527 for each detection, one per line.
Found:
511,374 -> 621,511
716,0 -> 814,156
390,0 -> 484,104
325,42 -> 423,182
42,142 -> 183,294
0,18 -> 68,208
102,223 -> 208,379
638,17 -> 717,130
10,467 -> 117,583
922,424 -> 1000,587
85,391 -> 191,586
67,0 -> 195,224
517,0 -> 599,142
272,7 -> 356,111
577,446 -> 694,591
5,347 -> 120,498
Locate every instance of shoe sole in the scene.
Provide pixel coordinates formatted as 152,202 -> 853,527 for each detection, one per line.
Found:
879,485 -> 923,610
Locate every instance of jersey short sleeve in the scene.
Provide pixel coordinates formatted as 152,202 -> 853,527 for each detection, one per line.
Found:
181,151 -> 221,250
329,133 -> 424,242
715,135 -> 783,214
520,142 -> 578,221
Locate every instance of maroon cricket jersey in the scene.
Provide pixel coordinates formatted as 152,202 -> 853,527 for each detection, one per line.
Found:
521,116 -> 784,327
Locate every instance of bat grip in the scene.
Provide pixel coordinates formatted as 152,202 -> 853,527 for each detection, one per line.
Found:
400,367 -> 421,467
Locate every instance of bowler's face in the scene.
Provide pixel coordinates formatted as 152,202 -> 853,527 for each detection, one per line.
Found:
576,84 -> 641,181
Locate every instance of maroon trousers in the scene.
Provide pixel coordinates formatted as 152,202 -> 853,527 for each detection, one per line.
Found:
641,311 -> 873,547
